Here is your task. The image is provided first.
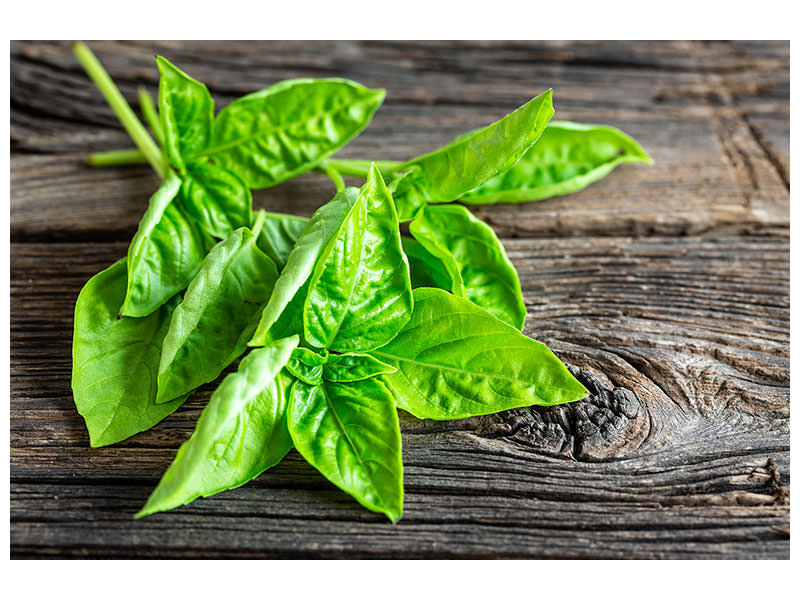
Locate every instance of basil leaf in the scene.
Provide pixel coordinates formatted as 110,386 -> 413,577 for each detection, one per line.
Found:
288,377 -> 403,522
372,287 -> 587,420
461,121 -> 653,204
304,164 -> 413,352
121,175 -> 212,318
409,204 -> 526,329
256,212 -> 309,270
390,89 -> 554,220
205,78 -> 385,189
72,259 -> 189,447
157,227 -> 279,404
323,353 -> 395,383
156,56 -> 214,172
179,162 -> 253,239
249,188 -> 358,346
137,336 -> 298,517
285,347 -> 327,386
401,236 -> 455,291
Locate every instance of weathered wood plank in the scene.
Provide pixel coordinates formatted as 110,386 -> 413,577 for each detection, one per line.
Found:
10,236 -> 788,558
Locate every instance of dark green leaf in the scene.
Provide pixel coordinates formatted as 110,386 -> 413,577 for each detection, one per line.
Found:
156,56 -> 214,172
72,259 -> 189,447
256,212 -> 309,269
372,288 -> 587,420
137,336 -> 298,517
157,227 -> 279,404
288,377 -> 403,522
409,204 -> 526,329
249,188 -> 358,346
304,164 -> 413,352
401,236 -> 454,291
179,162 -> 253,239
461,121 -> 653,204
205,78 -> 385,189
121,175 -> 212,318
390,90 -> 554,220
323,353 -> 395,383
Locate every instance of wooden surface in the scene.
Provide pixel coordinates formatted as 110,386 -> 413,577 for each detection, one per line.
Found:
10,40 -> 789,559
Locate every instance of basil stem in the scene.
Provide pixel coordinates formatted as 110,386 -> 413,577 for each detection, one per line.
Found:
138,87 -> 164,148
86,148 -> 148,167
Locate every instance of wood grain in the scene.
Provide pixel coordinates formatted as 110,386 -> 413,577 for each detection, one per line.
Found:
10,40 -> 789,559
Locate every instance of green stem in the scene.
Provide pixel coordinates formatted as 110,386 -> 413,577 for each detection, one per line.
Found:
86,148 -> 149,167
138,87 -> 164,148
318,162 -> 346,192
325,158 -> 403,178
251,210 -> 267,237
73,42 -> 168,179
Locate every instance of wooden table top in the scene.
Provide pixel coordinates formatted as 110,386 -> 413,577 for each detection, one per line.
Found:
10,40 -> 789,559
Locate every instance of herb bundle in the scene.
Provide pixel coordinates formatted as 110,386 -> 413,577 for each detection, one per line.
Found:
71,43 -> 652,521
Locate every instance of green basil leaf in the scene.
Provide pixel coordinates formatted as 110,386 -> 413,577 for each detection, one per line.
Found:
390,89 -> 554,220
156,56 -> 214,172
249,188 -> 358,346
304,164 -> 413,352
409,204 -> 526,329
323,353 -> 395,383
256,212 -> 309,270
121,175 -> 212,318
205,78 -> 385,189
288,377 -> 403,522
401,236 -> 455,291
72,259 -> 189,447
285,347 -> 327,386
461,121 -> 653,205
137,336 -> 298,517
179,162 -> 253,239
157,227 -> 279,404
372,287 -> 588,420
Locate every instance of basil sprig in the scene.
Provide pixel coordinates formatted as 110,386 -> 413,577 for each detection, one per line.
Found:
71,43 -> 652,521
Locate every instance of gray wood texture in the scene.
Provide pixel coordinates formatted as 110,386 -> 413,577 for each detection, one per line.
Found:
10,40 -> 789,559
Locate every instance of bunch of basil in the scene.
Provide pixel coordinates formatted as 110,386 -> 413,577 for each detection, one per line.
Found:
71,43 -> 651,521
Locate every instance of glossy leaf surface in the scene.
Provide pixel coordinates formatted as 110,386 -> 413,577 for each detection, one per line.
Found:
256,212 -> 309,269
304,164 -> 412,352
249,188 -> 358,346
157,227 -> 279,404
461,121 -> 653,204
138,336 -> 298,517
323,353 -> 395,383
285,347 -> 327,386
373,288 -> 587,420
206,78 -> 385,189
390,90 -> 554,220
179,162 -> 253,239
72,259 -> 188,447
157,56 -> 213,172
121,175 -> 211,318
401,236 -> 454,291
409,204 -> 526,329
288,377 -> 403,521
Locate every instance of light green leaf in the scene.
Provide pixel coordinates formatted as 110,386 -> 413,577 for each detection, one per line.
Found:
156,56 -> 214,172
256,212 -> 309,269
157,227 -> 279,404
461,121 -> 653,204
372,288 -> 587,420
288,377 -> 403,521
323,353 -> 395,383
409,204 -> 526,329
249,188 -> 358,347
137,336 -> 299,517
390,89 -> 554,220
304,164 -> 413,352
72,259 -> 189,447
121,175 -> 212,318
285,347 -> 327,386
205,78 -> 385,189
179,162 -> 253,239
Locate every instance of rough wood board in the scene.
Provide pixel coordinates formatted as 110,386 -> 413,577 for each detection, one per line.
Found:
10,41 -> 789,559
